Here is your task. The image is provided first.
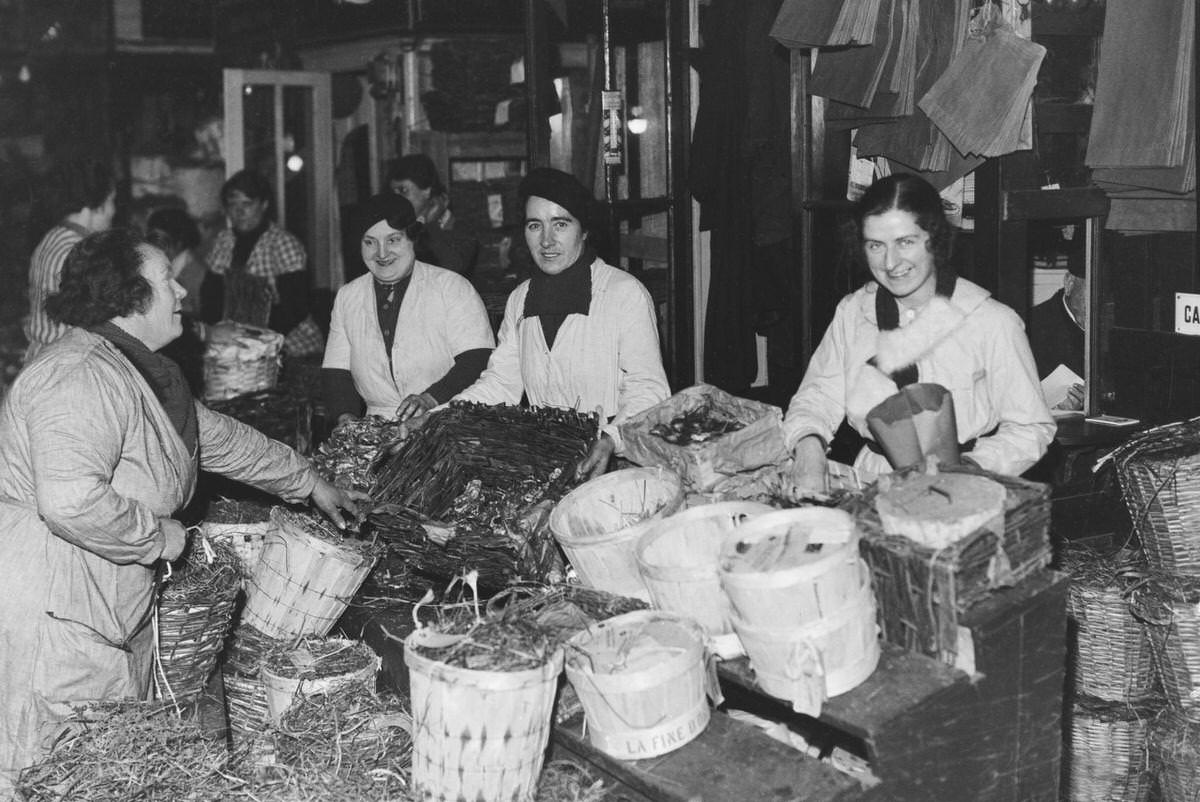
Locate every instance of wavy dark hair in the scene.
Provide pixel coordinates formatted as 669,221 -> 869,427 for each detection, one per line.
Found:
47,158 -> 115,220
45,229 -> 156,327
843,173 -> 956,275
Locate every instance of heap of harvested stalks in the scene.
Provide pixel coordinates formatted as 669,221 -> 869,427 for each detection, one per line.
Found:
368,402 -> 594,588
535,760 -> 612,802
163,538 -> 241,603
204,496 -> 274,525
261,636 -> 376,681
273,506 -> 384,559
311,415 -> 405,493
487,583 -> 649,649
17,701 -> 247,801
209,387 -> 302,448
1061,544 -> 1149,590
255,684 -> 413,802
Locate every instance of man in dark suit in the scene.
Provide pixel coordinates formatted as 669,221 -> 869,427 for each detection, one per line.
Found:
1030,253 -> 1086,411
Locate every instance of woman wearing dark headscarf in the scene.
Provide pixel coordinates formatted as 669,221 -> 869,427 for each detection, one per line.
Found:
784,173 -> 1053,494
454,167 -> 671,480
321,193 -> 493,426
0,229 -> 366,791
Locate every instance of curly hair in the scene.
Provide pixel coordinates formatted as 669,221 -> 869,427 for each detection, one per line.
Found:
842,173 -> 956,275
44,229 -> 155,328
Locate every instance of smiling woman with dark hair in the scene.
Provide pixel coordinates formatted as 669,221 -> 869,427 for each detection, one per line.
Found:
321,192 -> 494,426
783,173 -> 1054,495
0,229 -> 367,791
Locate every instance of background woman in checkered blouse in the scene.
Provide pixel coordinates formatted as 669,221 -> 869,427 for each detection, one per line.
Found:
203,169 -> 313,341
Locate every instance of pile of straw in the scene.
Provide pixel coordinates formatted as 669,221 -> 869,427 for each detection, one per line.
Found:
17,701 -> 247,801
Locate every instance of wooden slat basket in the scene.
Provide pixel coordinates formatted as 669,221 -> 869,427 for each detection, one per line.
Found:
1111,417 -> 1200,575
840,463 -> 1051,666
1064,546 -> 1158,704
242,507 -> 383,639
549,467 -> 685,601
154,539 -> 242,705
405,627 -> 563,802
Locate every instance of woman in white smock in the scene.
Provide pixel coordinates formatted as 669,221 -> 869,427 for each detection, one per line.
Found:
784,173 -> 1054,495
321,193 -> 494,426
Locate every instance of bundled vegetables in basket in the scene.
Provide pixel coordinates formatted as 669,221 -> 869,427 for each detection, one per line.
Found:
369,402 -> 596,590
311,415 -> 405,493
650,399 -> 746,445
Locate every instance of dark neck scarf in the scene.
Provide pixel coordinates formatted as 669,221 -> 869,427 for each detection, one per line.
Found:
231,220 -> 269,274
523,245 -> 595,349
93,322 -> 199,455
373,274 -> 412,356
874,265 -> 957,387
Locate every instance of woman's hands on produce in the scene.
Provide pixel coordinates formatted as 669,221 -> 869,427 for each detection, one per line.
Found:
158,518 -> 188,562
787,436 -> 828,500
310,477 -> 372,530
576,434 -> 616,482
1054,383 -> 1085,412
395,392 -> 437,423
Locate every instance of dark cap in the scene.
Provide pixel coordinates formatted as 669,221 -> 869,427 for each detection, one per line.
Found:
357,192 -> 418,238
518,167 -> 595,230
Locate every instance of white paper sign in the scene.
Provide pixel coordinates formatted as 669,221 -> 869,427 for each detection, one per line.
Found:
1175,292 -> 1200,335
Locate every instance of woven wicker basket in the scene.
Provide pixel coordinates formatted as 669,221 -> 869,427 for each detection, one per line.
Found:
1066,696 -> 1157,802
1111,417 -> 1200,575
1065,547 -> 1158,704
1131,575 -> 1200,718
154,541 -> 241,705
1150,707 -> 1200,802
840,463 -> 1051,664
201,321 -> 283,402
221,624 -> 285,744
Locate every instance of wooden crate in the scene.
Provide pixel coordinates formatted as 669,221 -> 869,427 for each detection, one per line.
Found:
840,464 -> 1052,666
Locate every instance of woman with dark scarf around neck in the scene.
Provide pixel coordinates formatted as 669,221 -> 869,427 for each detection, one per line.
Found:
451,167 -> 671,481
0,230 -> 368,792
202,169 -> 311,335
321,193 -> 494,426
783,173 -> 1054,496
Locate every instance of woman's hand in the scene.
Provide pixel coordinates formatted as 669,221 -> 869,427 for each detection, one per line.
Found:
395,392 -> 437,423
788,436 -> 828,500
576,434 -> 616,483
309,477 -> 372,530
159,518 -> 188,562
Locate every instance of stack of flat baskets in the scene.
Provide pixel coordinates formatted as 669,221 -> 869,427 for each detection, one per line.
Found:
839,463 -> 1051,667
1111,417 -> 1200,801
1062,545 -> 1158,802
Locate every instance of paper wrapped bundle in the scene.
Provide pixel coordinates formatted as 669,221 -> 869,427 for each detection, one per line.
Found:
865,383 -> 960,470
620,384 -> 788,492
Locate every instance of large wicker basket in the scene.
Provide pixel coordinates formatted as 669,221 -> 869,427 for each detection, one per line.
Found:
221,624 -> 285,746
1130,574 -> 1200,719
202,320 -> 283,402
839,463 -> 1051,664
1065,696 -> 1157,802
1064,546 -> 1158,704
1111,417 -> 1200,575
154,540 -> 241,706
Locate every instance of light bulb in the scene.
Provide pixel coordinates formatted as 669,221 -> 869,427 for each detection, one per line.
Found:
286,154 -> 304,173
627,117 -> 648,135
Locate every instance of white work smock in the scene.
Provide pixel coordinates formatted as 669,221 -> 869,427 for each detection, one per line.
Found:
455,258 -> 670,452
322,262 -> 495,418
784,278 -> 1055,478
